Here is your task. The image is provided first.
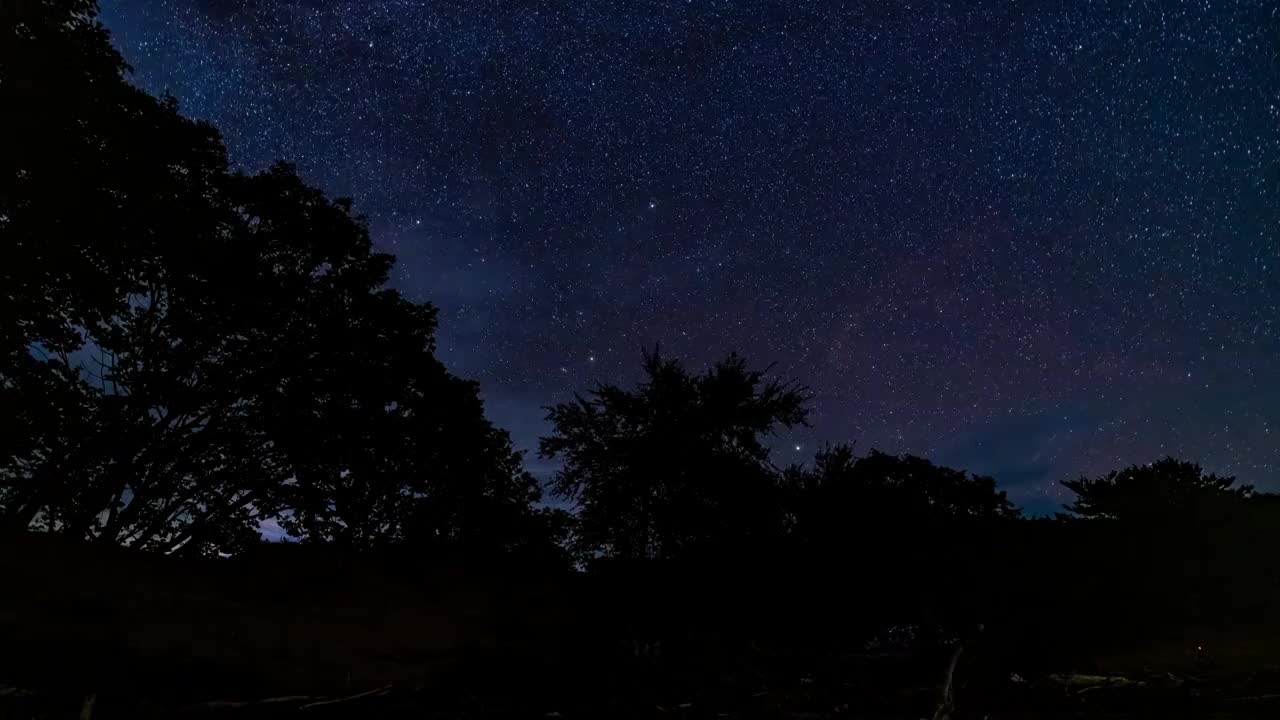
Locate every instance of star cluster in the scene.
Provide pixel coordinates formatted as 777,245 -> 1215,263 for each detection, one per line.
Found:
99,0 -> 1279,512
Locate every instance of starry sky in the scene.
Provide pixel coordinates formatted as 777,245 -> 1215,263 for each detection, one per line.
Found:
98,0 -> 1279,513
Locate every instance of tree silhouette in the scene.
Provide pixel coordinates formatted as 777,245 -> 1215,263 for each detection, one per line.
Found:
782,445 -> 1020,630
0,0 -> 551,557
540,350 -> 809,561
3,0 -> 231,544
1061,457 -> 1251,522
783,444 -> 1020,578
1055,458 -> 1259,628
789,446 -> 1019,530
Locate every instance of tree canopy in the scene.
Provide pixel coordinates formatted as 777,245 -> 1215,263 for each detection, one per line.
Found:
540,350 -> 809,561
787,445 -> 1019,539
0,0 -> 553,556
1060,457 -> 1252,523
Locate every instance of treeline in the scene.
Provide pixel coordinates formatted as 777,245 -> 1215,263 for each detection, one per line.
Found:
541,355 -> 1280,670
5,2 -> 1279,658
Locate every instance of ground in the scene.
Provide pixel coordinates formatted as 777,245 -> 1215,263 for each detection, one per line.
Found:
3,534 -> 1279,718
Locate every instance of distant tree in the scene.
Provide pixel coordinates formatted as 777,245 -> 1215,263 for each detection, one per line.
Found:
778,446 -> 1020,637
789,446 -> 1019,525
540,350 -> 809,561
785,445 -> 1019,559
1060,457 -> 1251,522
1057,459 -> 1261,626
0,0 -> 552,557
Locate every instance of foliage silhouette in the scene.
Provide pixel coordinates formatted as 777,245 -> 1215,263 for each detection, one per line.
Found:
1061,456 -> 1252,522
0,0 -> 554,557
540,349 -> 809,561
778,445 -> 1021,644
787,444 -> 1019,534
1055,458 -> 1271,629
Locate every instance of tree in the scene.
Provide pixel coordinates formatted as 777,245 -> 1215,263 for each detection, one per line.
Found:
0,0 -> 552,557
781,446 -> 1021,631
3,0 -> 234,545
783,445 -> 1020,573
1058,459 -> 1259,626
540,350 -> 809,561
788,446 -> 1020,535
1060,457 -> 1251,522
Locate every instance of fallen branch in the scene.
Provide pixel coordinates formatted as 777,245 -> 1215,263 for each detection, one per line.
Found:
1223,693 -> 1280,703
0,686 -> 35,698
1076,679 -> 1143,696
932,643 -> 964,720
183,695 -> 316,711
1046,673 -> 1143,694
300,685 -> 392,709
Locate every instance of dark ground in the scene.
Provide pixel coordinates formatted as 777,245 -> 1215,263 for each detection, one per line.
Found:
4,533 -> 1280,719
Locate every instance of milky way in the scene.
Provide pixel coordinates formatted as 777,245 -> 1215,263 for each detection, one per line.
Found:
98,0 -> 1280,512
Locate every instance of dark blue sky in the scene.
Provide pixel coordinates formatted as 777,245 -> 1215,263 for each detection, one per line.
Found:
98,0 -> 1279,514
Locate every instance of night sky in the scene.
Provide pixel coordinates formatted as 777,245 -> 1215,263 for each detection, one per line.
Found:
98,1 -> 1279,513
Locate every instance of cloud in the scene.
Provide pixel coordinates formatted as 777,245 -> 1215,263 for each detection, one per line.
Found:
932,410 -> 1098,514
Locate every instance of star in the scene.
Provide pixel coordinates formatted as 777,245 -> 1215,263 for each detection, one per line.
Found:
99,0 -> 1280,511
